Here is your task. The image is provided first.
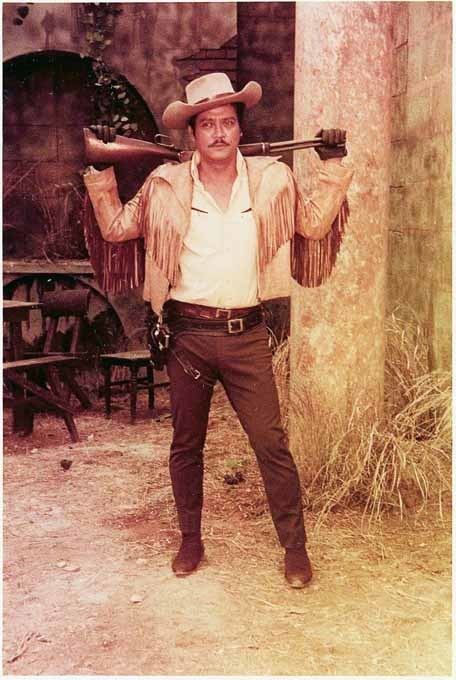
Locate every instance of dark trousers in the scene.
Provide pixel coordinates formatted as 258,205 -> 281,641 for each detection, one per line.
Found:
166,322 -> 307,549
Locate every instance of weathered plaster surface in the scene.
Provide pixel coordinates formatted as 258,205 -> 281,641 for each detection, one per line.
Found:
388,1 -> 452,370
291,2 -> 393,456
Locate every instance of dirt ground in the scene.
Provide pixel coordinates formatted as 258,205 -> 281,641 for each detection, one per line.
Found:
3,384 -> 452,677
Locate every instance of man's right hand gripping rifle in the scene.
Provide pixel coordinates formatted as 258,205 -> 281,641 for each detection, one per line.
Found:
89,124 -> 116,169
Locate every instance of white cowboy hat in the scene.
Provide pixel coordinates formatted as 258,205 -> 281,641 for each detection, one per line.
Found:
162,72 -> 262,130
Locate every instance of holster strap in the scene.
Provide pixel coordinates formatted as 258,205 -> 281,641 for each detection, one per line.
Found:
170,348 -> 215,388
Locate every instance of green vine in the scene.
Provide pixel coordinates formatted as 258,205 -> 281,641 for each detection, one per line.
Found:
82,3 -> 138,137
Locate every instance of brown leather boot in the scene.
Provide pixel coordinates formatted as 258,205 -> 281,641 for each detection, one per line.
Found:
284,546 -> 313,588
172,536 -> 204,577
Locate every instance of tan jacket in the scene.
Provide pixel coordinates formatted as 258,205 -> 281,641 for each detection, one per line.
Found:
84,156 -> 353,314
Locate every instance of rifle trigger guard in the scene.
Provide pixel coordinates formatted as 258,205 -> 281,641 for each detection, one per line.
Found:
154,134 -> 176,149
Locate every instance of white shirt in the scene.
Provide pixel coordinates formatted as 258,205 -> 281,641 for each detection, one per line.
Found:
170,150 -> 259,308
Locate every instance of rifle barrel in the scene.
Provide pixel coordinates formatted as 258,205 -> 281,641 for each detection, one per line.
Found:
239,137 -> 345,156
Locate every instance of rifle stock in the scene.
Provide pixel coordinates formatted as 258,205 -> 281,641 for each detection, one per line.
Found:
83,128 -> 342,165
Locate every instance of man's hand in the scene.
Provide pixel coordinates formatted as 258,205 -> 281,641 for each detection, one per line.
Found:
315,128 -> 347,161
90,124 -> 116,144
89,125 -> 116,170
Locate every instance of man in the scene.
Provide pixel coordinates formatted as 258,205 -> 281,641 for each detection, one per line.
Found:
84,72 -> 353,588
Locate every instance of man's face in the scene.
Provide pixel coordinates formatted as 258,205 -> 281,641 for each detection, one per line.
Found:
191,104 -> 241,164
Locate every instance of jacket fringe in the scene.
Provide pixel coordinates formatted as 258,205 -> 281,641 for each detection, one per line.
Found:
255,176 -> 296,272
138,176 -> 184,287
83,194 -> 145,294
291,198 -> 349,287
83,157 -> 351,298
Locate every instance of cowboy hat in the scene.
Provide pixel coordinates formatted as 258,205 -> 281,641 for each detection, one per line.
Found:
162,72 -> 262,130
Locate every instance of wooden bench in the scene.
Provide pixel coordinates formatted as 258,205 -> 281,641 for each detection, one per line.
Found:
4,359 -> 80,440
3,289 -> 92,442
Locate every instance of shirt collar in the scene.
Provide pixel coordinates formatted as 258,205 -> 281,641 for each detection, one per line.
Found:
190,149 -> 246,185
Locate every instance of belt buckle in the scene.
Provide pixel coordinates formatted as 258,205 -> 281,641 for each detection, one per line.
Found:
227,317 -> 244,334
216,308 -> 230,319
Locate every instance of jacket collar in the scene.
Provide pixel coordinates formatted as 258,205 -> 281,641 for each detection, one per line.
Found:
151,154 -> 280,225
245,155 -> 280,198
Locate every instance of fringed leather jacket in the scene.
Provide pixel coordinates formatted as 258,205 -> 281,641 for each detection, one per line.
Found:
84,157 -> 354,315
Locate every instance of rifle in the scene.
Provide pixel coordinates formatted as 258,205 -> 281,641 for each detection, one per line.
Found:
83,128 -> 344,165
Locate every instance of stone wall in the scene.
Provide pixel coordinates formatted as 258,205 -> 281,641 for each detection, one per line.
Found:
388,1 -> 452,370
3,50 -> 161,260
176,36 -> 238,87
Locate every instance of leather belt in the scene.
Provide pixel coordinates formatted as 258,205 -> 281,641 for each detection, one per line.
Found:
166,300 -> 261,320
166,304 -> 264,335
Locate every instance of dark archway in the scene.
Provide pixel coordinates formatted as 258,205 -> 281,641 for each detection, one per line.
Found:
3,50 -> 160,260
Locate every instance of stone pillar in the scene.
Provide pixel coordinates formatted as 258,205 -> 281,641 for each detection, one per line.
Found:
291,2 -> 393,476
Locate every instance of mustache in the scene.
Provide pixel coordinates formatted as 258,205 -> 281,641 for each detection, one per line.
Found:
209,141 -> 229,147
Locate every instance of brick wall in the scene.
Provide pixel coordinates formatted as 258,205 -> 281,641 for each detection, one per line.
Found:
175,36 -> 238,87
388,1 -> 452,369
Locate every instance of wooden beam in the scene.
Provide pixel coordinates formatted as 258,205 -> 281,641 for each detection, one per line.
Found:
4,370 -> 76,414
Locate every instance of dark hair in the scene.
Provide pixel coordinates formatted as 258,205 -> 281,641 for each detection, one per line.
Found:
188,102 -> 245,132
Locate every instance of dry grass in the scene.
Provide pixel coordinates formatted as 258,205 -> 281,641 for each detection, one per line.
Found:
30,178 -> 86,260
3,164 -> 86,260
272,309 -> 452,524
3,162 -> 41,201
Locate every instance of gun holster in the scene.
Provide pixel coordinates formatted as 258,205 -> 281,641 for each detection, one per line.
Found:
146,317 -> 171,370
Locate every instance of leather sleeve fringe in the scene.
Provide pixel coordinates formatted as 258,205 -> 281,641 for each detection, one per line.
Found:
254,167 -> 296,272
138,176 -> 184,287
291,198 -> 349,287
83,194 -> 145,294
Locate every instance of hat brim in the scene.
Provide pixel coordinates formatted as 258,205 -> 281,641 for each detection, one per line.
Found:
162,81 -> 262,130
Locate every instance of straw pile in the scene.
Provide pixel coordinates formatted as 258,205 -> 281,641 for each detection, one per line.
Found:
272,308 -> 452,523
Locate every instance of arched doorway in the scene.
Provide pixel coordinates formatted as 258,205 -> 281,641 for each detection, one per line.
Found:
3,49 -> 160,260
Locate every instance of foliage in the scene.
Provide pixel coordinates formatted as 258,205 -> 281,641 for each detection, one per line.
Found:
82,3 -> 139,137
81,2 -> 121,53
